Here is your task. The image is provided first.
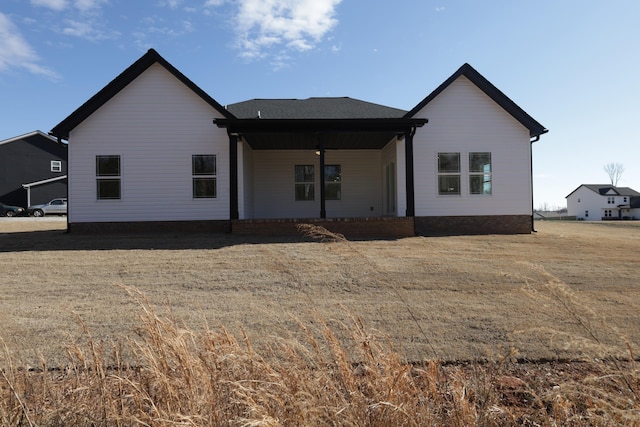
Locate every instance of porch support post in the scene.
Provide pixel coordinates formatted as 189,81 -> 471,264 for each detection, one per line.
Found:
229,133 -> 239,220
405,127 -> 416,217
318,135 -> 326,219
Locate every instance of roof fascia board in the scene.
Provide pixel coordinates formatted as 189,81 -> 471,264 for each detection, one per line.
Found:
214,118 -> 427,134
0,130 -> 59,146
50,49 -> 233,140
405,63 -> 548,138
22,175 -> 68,188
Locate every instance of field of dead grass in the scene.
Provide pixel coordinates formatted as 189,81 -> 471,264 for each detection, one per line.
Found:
1,219 -> 639,425
0,219 -> 638,368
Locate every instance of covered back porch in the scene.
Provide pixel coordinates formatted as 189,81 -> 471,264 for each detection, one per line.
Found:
215,117 -> 426,237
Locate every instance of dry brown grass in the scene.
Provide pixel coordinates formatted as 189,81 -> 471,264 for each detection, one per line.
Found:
1,219 -> 640,424
1,286 -> 638,426
1,219 -> 639,368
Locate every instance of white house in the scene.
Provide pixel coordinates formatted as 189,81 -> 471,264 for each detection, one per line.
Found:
566,184 -> 640,221
50,49 -> 547,237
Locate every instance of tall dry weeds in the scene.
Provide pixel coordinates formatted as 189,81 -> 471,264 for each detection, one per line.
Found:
1,280 -> 638,425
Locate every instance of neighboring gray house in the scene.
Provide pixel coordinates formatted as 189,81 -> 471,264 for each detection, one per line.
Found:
566,184 -> 640,221
50,49 -> 547,237
0,131 -> 67,208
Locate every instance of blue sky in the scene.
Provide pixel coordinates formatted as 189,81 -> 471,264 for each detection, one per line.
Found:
1,0 -> 639,209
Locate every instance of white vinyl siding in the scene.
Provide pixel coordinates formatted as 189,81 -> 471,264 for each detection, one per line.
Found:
251,150 -> 382,219
67,63 -> 229,223
412,76 -> 532,216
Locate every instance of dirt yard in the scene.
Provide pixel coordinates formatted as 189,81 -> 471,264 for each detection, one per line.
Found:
1,218 -> 639,368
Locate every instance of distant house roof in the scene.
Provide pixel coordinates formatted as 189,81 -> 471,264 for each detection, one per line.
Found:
50,49 -> 233,140
226,97 -> 408,119
566,184 -> 640,199
0,130 -> 59,147
404,63 -> 548,139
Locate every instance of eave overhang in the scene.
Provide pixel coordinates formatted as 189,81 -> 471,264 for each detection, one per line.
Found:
214,118 -> 427,150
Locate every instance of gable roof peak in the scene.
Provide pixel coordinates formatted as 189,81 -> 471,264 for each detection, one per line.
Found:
405,63 -> 548,138
50,48 -> 232,140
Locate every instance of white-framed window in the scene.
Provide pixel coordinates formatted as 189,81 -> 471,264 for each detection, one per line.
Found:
469,152 -> 492,195
437,152 -> 460,195
604,210 -> 613,217
51,160 -> 62,173
324,165 -> 342,200
192,155 -> 216,198
608,196 -> 615,204
96,155 -> 121,200
295,165 -> 315,201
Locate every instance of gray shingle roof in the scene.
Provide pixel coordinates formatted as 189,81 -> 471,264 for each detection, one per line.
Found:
226,97 -> 408,119
583,184 -> 640,197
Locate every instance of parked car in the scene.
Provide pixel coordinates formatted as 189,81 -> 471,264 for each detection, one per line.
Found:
0,202 -> 25,217
28,198 -> 67,217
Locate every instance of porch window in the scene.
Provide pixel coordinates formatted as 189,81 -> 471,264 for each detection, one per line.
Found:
96,155 -> 121,200
437,152 -> 460,195
295,165 -> 314,201
324,165 -> 342,200
469,152 -> 492,195
192,155 -> 216,198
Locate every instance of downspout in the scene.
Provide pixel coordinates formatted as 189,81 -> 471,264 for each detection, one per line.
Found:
529,135 -> 540,233
53,134 -> 71,234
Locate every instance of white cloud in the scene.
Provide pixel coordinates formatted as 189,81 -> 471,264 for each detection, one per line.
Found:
31,0 -> 68,11
62,19 -> 120,41
0,13 -> 60,79
73,0 -> 108,11
233,0 -> 342,59
204,0 -> 226,6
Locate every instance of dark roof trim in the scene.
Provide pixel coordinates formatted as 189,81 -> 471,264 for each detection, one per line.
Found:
405,63 -> 548,138
50,49 -> 234,140
214,118 -> 427,134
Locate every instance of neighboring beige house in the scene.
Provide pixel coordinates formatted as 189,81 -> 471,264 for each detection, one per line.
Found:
50,49 -> 547,237
566,184 -> 640,221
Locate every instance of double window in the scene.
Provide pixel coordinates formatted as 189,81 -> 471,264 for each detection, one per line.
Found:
192,155 -> 216,198
607,196 -> 615,204
469,152 -> 492,195
295,165 -> 315,201
437,153 -> 461,195
294,164 -> 342,201
437,152 -> 492,195
96,155 -> 121,200
324,165 -> 342,200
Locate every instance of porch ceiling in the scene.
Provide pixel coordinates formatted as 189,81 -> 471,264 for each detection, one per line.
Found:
214,118 -> 427,150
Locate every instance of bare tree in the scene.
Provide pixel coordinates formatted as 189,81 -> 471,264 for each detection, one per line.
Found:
603,162 -> 624,186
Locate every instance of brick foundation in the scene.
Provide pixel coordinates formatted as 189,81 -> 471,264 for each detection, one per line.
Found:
414,215 -> 533,236
68,220 -> 230,234
232,217 -> 414,239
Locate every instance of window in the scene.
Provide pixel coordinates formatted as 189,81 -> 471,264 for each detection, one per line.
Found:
624,197 -> 628,203
295,165 -> 315,201
469,152 -> 492,195
324,165 -> 342,200
608,196 -> 615,204
192,155 -> 216,198
585,210 -> 589,218
51,160 -> 62,173
604,210 -> 613,217
437,152 -> 460,195
96,155 -> 121,200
